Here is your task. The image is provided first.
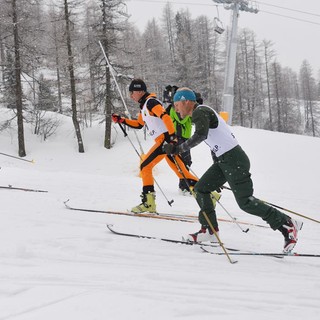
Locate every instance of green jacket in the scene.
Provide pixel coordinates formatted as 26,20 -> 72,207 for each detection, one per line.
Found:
167,105 -> 192,139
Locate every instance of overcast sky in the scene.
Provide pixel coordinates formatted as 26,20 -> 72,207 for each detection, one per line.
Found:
124,0 -> 320,75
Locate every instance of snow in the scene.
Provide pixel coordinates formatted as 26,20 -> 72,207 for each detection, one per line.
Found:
1,108 -> 320,319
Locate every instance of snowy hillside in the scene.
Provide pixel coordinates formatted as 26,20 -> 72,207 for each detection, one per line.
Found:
1,108 -> 320,320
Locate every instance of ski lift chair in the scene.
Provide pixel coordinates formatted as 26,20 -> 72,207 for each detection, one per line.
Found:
214,17 -> 225,34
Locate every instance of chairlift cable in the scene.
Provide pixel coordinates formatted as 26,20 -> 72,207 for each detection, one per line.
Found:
261,10 -> 320,26
128,0 -> 320,27
257,1 -> 320,18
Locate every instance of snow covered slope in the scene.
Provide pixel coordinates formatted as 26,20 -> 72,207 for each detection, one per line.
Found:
1,109 -> 320,319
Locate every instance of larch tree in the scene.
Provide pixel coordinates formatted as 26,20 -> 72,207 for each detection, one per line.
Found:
141,18 -> 170,93
193,16 -> 217,102
300,60 -> 319,137
174,9 -> 197,86
261,39 -> 276,130
12,0 -> 26,157
271,61 -> 283,132
161,2 -> 176,76
46,5 -> 65,114
63,0 -> 84,152
280,67 -> 301,134
236,29 -> 261,128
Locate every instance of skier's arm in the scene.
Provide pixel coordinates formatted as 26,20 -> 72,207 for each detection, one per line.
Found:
175,109 -> 209,153
148,100 -> 175,135
123,113 -> 144,129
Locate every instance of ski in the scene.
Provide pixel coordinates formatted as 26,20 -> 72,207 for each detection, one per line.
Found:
162,214 -> 268,228
106,224 -> 238,250
64,200 -> 268,228
107,224 -> 195,244
201,246 -> 283,258
200,245 -> 320,258
64,200 -> 194,223
0,185 -> 48,193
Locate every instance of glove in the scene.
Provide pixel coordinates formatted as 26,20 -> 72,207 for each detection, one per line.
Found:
112,113 -> 124,123
163,142 -> 177,155
164,132 -> 178,144
215,187 -> 222,193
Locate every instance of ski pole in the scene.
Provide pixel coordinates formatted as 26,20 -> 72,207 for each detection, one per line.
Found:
186,164 -> 248,232
117,123 -> 141,158
0,152 -> 34,163
262,200 -> 320,224
171,155 -> 237,264
214,197 -> 249,233
100,42 -> 173,207
202,212 -> 238,264
221,185 -> 320,224
98,41 -> 144,155
0,185 -> 47,192
118,123 -> 174,207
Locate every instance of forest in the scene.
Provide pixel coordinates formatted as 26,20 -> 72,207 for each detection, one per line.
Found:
0,0 -> 319,156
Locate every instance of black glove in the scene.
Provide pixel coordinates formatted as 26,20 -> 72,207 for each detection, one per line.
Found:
112,113 -> 124,123
211,151 -> 218,163
164,132 -> 178,144
215,186 -> 222,193
163,142 -> 177,155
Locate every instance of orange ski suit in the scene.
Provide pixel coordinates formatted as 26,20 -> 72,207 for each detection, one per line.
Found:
123,93 -> 198,193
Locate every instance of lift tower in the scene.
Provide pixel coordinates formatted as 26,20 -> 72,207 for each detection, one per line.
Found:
213,1 -> 258,124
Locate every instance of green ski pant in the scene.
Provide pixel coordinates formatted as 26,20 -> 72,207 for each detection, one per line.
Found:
193,145 -> 289,230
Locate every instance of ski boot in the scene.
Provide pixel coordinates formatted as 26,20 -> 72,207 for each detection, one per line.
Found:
131,192 -> 156,213
184,226 -> 219,243
278,218 -> 303,253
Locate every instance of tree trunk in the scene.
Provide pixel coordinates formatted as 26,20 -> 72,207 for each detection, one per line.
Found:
263,40 -> 274,131
12,0 -> 26,157
101,0 -> 112,149
64,0 -> 84,153
273,62 -> 282,132
0,25 -> 5,83
104,55 -> 112,149
53,18 -> 63,113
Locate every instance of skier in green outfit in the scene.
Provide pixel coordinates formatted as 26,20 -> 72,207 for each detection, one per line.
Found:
163,87 -> 303,253
164,85 -> 193,194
